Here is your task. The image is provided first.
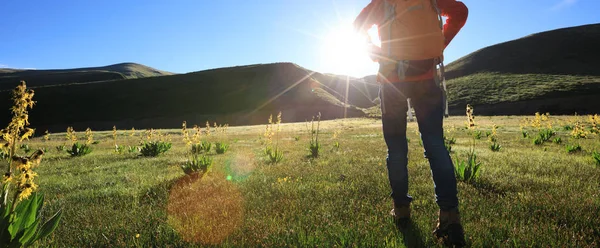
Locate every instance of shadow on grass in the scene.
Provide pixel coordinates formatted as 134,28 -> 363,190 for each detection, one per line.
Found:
396,219 -> 426,248
472,179 -> 508,197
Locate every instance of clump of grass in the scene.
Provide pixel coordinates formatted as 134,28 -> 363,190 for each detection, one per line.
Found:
67,142 -> 92,157
307,113 -> 322,158
489,142 -> 501,152
592,151 -> 600,167
215,142 -> 229,154
565,144 -> 582,154
454,148 -> 482,184
181,155 -> 213,176
139,141 -> 172,157
294,136 -> 300,141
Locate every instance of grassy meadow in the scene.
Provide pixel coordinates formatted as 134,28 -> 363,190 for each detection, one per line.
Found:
17,114 -> 599,247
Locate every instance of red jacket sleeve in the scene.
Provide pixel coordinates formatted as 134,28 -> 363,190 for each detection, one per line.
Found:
437,0 -> 468,47
353,0 -> 384,34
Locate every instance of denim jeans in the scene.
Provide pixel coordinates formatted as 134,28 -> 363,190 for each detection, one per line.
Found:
380,79 -> 458,210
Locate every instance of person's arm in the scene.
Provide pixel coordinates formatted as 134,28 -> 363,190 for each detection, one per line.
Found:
437,0 -> 468,47
354,0 -> 384,61
353,0 -> 384,35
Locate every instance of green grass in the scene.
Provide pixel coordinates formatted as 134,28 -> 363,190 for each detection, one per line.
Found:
22,116 -> 600,247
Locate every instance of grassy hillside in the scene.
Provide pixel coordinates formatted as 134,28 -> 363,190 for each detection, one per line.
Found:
0,63 -> 373,132
0,62 -> 173,90
445,23 -> 600,79
442,23 -> 600,115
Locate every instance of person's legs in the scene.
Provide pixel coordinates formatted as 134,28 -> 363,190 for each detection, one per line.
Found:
410,80 -> 458,210
411,79 -> 465,245
380,83 -> 412,207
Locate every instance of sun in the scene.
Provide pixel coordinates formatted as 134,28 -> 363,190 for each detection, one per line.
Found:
320,24 -> 380,78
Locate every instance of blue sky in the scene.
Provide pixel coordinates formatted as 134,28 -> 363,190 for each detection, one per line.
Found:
0,0 -> 598,77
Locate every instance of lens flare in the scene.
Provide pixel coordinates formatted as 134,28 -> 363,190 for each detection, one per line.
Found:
167,173 -> 244,245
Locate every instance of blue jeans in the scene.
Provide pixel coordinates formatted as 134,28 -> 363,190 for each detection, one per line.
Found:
380,79 -> 458,210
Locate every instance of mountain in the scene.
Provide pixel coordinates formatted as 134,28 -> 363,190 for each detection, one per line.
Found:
444,23 -> 600,115
0,63 -> 173,90
0,63 -> 376,132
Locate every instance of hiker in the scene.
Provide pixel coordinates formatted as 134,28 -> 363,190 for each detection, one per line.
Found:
354,0 -> 468,246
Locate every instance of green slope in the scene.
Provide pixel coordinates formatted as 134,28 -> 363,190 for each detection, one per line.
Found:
443,23 -> 600,115
0,63 -> 369,132
0,62 -> 173,90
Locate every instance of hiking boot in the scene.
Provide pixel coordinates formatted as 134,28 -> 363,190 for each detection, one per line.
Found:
433,208 -> 466,247
390,203 -> 411,228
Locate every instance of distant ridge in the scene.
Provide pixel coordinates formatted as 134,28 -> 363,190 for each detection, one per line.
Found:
0,62 -> 173,90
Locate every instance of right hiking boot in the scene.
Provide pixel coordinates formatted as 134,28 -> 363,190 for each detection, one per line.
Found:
390,203 -> 411,228
433,208 -> 466,247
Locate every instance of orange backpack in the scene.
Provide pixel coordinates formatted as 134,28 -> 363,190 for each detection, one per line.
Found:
378,0 -> 445,79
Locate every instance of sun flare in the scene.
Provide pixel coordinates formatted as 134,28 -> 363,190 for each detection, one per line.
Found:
320,24 -> 380,77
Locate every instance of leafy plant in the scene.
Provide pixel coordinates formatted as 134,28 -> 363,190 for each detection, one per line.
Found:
191,141 -> 212,154
181,155 -> 213,176
127,146 -> 139,154
489,142 -> 501,152
215,142 -> 229,154
294,136 -> 300,141
521,130 -> 529,138
538,128 -> 555,142
445,142 -> 453,153
264,112 -> 283,162
444,136 -> 457,145
55,145 -> 65,152
266,147 -> 284,163
565,144 -> 582,154
592,151 -> 600,167
472,130 -> 482,140
67,143 -> 92,157
563,125 -> 573,131
553,137 -> 562,144
114,145 -> 125,154
533,136 -> 544,145
0,193 -> 63,247
20,144 -> 31,154
485,131 -> 492,137
454,149 -> 482,184
139,141 -> 172,157
0,81 -> 62,247
84,127 -> 94,145
307,113 -> 322,158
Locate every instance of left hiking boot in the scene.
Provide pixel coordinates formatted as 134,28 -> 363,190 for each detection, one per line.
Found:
390,203 -> 411,228
433,208 -> 466,247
